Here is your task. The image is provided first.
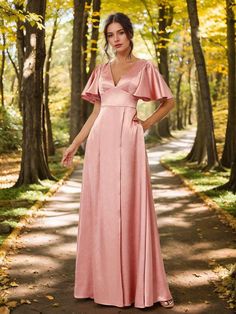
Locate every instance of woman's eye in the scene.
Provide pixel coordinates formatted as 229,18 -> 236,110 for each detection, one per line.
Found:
119,31 -> 124,35
107,34 -> 113,38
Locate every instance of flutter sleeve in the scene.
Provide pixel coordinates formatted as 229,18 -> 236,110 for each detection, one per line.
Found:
133,60 -> 173,102
81,64 -> 101,104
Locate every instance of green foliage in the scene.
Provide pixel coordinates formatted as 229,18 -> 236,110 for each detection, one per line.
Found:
162,152 -> 236,217
213,98 -> 228,156
0,106 -> 22,153
0,0 -> 44,28
0,149 -> 69,244
0,182 -> 51,245
45,20 -> 72,147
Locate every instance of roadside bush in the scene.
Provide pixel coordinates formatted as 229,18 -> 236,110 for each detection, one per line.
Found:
0,106 -> 22,153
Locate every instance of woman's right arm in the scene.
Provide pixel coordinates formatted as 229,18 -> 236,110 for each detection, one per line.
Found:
61,102 -> 100,167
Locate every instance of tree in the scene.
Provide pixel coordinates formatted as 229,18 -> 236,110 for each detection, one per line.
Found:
44,0 -> 73,156
185,65 -> 207,164
157,3 -> 174,138
88,0 -> 101,75
186,0 -> 221,170
221,0 -> 236,168
69,0 -> 86,143
139,0 -> 174,139
216,0 -> 236,193
81,0 -> 92,120
85,0 -> 101,118
44,14 -> 58,156
15,1 -> 25,112
0,20 -> 6,107
15,0 -> 55,186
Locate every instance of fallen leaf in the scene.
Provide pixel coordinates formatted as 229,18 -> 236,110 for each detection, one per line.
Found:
9,282 -> 19,287
0,306 -> 10,314
46,295 -> 54,300
5,301 -> 17,308
20,299 -> 31,304
52,303 -> 59,307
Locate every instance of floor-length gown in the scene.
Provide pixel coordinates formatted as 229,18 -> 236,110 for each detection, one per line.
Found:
74,59 -> 174,308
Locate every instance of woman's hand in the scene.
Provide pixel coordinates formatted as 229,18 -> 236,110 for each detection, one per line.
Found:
133,115 -> 149,132
61,143 -> 79,168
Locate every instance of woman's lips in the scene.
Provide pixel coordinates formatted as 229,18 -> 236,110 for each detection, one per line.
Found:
115,44 -> 122,48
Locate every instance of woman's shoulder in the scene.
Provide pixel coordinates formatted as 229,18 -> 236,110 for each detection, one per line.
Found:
95,60 -> 110,67
142,59 -> 157,67
92,61 -> 109,73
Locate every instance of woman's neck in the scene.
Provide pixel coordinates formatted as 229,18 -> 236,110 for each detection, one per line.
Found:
113,53 -> 138,63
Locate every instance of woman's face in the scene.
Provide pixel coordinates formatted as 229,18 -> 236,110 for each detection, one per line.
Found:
106,22 -> 131,53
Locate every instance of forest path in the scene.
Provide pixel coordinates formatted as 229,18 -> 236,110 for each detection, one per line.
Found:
4,128 -> 235,314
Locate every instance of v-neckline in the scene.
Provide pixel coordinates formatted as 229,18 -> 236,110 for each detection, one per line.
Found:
109,59 -> 144,87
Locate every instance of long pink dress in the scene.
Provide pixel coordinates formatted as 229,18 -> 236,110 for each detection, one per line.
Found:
74,59 -> 174,308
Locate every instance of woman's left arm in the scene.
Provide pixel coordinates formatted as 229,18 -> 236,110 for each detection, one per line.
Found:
140,98 -> 175,131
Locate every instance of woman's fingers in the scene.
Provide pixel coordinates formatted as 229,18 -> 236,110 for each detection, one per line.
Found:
61,151 -> 74,167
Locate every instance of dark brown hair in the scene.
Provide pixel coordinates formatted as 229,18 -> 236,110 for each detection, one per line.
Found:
103,12 -> 134,60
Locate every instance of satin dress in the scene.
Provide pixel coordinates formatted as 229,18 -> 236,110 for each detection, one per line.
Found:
74,59 -> 174,308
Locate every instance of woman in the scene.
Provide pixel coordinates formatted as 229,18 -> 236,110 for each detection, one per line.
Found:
61,12 -> 175,309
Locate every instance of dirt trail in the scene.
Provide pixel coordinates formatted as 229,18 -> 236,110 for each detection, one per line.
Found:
3,129 -> 235,314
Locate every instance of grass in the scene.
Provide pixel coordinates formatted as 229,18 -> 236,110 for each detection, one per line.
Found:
0,149 -> 72,245
161,152 -> 236,218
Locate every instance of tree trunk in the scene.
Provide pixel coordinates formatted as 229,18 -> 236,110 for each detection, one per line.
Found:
84,0 -> 101,119
183,101 -> 188,127
88,0 -> 101,75
9,74 -> 16,106
15,3 -> 25,113
69,0 -> 86,143
221,0 -> 236,168
212,72 -> 223,102
187,62 -> 194,125
157,4 -> 173,138
176,72 -> 184,130
44,15 -> 58,156
215,156 -> 236,193
186,0 -> 221,170
216,0 -> 236,192
0,23 -> 6,108
185,68 -> 207,165
82,0 -> 92,122
15,0 -> 55,187
140,0 -> 166,139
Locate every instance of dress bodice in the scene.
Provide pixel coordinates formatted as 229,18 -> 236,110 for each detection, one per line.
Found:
81,59 -> 173,108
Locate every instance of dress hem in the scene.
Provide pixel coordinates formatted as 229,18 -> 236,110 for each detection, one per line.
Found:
74,294 -> 173,308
